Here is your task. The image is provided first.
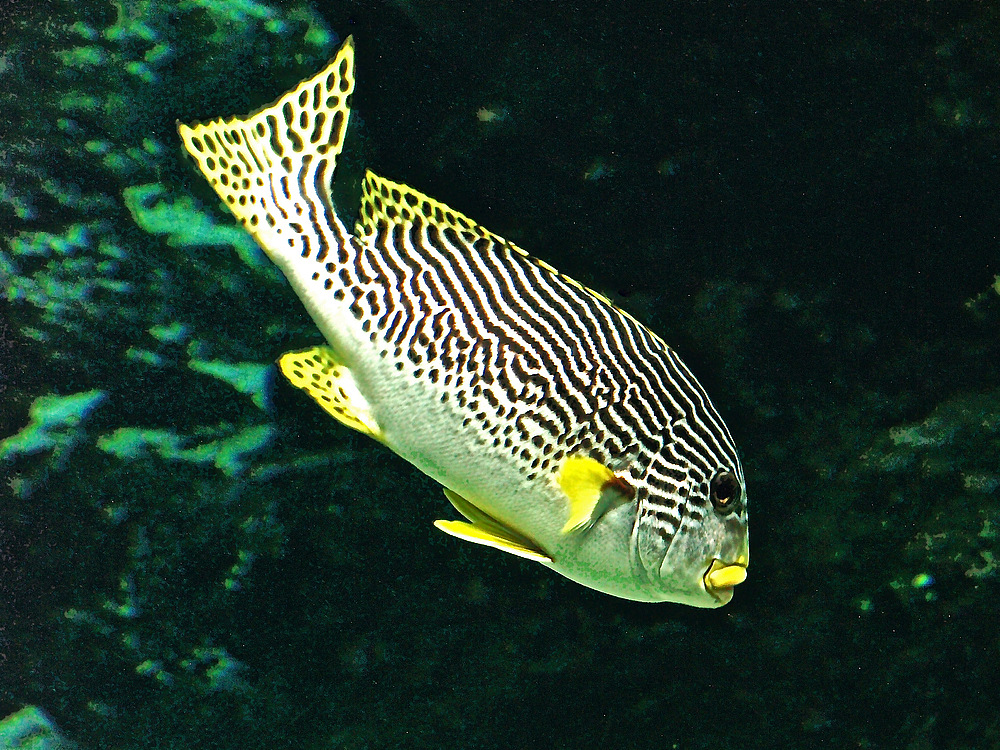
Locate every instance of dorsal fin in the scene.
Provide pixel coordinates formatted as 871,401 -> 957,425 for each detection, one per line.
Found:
353,169 -> 623,311
177,37 -> 356,257
354,169 -> 510,247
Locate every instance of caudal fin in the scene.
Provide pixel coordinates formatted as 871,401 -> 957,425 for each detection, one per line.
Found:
177,36 -> 356,265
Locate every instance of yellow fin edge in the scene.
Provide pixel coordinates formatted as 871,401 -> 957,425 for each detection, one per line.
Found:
557,455 -> 617,534
277,346 -> 383,442
177,37 -> 356,238
436,489 -> 551,563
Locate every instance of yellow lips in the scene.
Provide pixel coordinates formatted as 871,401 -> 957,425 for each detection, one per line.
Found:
704,559 -> 748,592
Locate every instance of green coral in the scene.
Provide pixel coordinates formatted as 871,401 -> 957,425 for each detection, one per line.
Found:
859,382 -> 1000,596
1,391 -> 108,497
0,0 -> 352,746
0,706 -> 76,750
96,423 -> 275,476
186,359 -> 273,412
0,390 -> 107,460
123,184 -> 281,283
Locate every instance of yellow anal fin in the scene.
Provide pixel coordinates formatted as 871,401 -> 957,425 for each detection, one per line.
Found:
435,488 -> 551,563
177,36 -> 356,237
557,454 -> 634,534
278,346 -> 382,442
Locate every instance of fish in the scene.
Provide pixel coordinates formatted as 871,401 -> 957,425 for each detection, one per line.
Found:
177,36 -> 749,606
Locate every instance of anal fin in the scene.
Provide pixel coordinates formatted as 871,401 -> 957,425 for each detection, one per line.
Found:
278,346 -> 383,442
435,488 -> 551,563
557,454 -> 635,534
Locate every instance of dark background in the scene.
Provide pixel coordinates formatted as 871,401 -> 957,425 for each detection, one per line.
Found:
1,1 -> 998,747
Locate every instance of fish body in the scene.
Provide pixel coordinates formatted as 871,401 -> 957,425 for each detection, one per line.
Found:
178,37 -> 749,606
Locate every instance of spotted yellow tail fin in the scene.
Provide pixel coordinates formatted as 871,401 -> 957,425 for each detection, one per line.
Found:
177,37 -> 356,263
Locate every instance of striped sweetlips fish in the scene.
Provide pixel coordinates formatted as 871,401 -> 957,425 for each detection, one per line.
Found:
177,37 -> 749,606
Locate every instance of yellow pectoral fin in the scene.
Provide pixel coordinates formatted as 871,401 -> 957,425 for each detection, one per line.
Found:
278,347 -> 383,442
557,454 -> 618,533
436,488 -> 551,563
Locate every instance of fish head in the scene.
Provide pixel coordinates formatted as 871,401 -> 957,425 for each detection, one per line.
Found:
632,456 -> 749,608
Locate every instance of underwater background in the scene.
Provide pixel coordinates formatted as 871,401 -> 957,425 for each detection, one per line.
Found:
1,0 -> 998,747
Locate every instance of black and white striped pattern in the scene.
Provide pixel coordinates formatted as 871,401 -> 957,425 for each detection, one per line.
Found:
308,170 -> 745,544
179,38 -> 745,552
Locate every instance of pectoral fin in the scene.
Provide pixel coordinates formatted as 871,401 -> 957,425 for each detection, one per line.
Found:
434,489 -> 551,563
557,454 -> 635,534
278,347 -> 383,442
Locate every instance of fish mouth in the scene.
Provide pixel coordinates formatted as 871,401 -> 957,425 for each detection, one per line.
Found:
703,558 -> 748,603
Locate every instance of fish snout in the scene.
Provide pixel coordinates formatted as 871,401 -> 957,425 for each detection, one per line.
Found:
703,558 -> 749,603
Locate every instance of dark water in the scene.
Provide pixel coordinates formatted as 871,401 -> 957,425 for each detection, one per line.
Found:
1,1 -> 998,747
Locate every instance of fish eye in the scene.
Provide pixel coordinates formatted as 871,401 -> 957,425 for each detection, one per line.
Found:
710,471 -> 741,514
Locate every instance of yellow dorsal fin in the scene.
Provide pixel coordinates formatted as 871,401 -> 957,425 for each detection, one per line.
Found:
355,170 -> 510,246
277,346 -> 382,442
177,37 -> 356,240
435,488 -> 551,563
558,454 -> 631,534
353,170 -> 624,310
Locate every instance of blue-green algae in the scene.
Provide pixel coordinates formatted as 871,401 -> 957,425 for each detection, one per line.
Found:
0,390 -> 107,462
